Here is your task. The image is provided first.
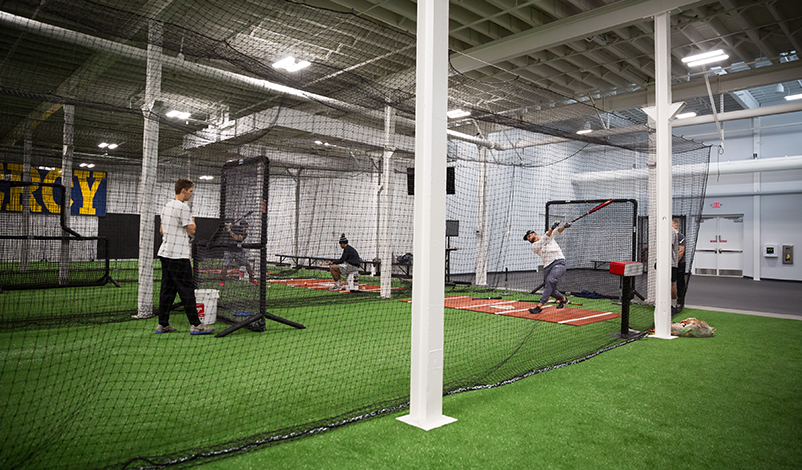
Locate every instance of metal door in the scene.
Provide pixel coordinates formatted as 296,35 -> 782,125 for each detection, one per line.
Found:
693,216 -> 743,276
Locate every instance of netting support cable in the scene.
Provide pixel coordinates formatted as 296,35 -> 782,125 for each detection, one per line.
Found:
136,21 -> 163,317
380,104 -> 396,299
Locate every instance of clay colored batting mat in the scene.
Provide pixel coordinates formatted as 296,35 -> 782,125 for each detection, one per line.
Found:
443,296 -> 620,326
268,278 -> 393,293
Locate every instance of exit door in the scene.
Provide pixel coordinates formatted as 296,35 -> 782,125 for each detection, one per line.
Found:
693,216 -> 744,276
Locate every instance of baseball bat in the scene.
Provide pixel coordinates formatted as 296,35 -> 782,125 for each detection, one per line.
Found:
569,199 -> 613,224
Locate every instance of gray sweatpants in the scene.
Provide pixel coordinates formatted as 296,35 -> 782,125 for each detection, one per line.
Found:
540,259 -> 566,304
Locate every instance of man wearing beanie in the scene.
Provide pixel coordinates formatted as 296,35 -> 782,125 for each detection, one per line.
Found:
327,233 -> 361,291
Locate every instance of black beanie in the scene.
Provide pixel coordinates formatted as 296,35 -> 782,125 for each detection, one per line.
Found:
339,233 -> 348,244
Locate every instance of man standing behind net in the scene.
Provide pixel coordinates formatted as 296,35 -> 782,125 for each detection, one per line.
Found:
671,219 -> 685,315
153,179 -> 215,335
327,233 -> 360,292
524,221 -> 571,314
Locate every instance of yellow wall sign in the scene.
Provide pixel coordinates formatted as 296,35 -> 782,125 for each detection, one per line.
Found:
1,163 -> 107,216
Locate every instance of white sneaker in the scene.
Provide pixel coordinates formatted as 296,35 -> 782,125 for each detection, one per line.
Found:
131,311 -> 155,319
328,282 -> 342,291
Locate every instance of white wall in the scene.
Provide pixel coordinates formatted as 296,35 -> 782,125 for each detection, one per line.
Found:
676,110 -> 802,281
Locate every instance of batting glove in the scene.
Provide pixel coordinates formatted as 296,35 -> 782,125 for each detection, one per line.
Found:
551,221 -> 561,231
565,222 -> 572,228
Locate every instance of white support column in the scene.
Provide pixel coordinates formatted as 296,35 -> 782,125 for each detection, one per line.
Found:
397,0 -> 456,431
474,145 -> 489,286
137,21 -> 163,317
651,11 -> 674,339
752,117 -> 761,282
294,169 -> 301,256
380,104 -> 396,299
21,126 -> 32,273
59,104 -> 74,286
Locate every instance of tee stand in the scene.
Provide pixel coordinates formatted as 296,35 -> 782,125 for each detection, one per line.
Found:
607,261 -> 643,339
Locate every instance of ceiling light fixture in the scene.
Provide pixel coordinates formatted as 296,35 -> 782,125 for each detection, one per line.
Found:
98,142 -> 109,148
107,143 -> 118,149
198,175 -> 214,180
675,111 -> 697,119
576,122 -> 592,135
784,93 -> 802,101
446,109 -> 471,119
166,110 -> 191,119
272,56 -> 310,72
682,49 -> 729,67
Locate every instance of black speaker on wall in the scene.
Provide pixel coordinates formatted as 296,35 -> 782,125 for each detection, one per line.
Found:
407,166 -> 455,195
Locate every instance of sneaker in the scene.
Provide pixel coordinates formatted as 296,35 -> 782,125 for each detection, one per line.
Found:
528,306 -> 542,314
131,311 -> 155,320
190,324 -> 215,335
328,283 -> 342,291
155,324 -> 177,334
557,298 -> 568,309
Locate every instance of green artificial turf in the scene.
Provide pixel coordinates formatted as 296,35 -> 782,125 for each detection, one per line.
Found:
6,268 -> 790,469
197,309 -> 802,470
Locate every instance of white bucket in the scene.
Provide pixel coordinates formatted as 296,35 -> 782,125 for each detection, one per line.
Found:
195,289 -> 220,324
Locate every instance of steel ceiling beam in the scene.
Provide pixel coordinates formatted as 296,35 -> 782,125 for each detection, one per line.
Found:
449,0 -> 717,73
600,60 -> 802,112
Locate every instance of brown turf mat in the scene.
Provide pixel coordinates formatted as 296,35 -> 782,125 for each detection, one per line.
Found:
442,295 -> 620,326
268,278 -> 393,293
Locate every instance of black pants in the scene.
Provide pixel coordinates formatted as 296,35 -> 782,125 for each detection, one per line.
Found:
676,261 -> 687,307
158,256 -> 201,327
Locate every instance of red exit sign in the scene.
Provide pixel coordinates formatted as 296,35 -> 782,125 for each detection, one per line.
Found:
711,202 -> 722,208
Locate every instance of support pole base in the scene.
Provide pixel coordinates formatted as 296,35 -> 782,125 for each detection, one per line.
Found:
397,414 -> 457,431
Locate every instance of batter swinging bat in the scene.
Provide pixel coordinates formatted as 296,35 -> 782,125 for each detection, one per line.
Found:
569,199 -> 613,224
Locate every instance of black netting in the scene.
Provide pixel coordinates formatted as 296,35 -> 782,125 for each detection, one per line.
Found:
0,1 -> 709,468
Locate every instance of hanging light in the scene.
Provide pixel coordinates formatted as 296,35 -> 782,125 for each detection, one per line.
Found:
682,49 -> 728,67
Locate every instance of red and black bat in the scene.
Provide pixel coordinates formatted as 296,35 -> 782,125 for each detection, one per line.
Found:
569,199 -> 613,224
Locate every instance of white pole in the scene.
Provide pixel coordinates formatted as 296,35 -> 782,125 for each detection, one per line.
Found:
397,0 -> 456,430
59,104 -> 74,286
752,117 -> 761,282
21,126 -> 32,273
474,146 -> 489,286
651,12 -> 674,339
136,21 -> 162,318
380,104 -> 396,299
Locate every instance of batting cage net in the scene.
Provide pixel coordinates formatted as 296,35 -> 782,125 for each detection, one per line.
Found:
0,1 -> 709,468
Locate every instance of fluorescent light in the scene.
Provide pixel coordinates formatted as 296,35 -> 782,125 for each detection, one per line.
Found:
687,54 -> 729,67
272,56 -> 310,72
447,109 -> 471,119
199,175 -> 214,180
79,162 -> 88,167
98,142 -> 109,148
107,143 -> 118,149
576,129 -> 592,135
314,140 -> 323,145
682,50 -> 729,67
675,112 -> 698,120
784,93 -> 802,101
682,49 -> 726,64
166,110 -> 191,119
86,164 -> 95,169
